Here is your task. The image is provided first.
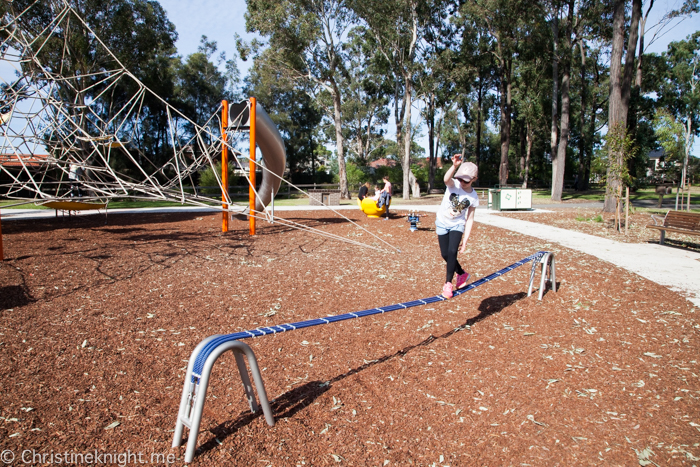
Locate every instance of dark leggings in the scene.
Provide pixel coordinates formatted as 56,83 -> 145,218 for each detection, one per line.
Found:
438,230 -> 465,283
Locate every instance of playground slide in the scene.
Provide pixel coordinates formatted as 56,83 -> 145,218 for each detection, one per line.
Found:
253,103 -> 286,213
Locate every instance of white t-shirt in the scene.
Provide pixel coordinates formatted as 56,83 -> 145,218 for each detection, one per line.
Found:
436,184 -> 479,229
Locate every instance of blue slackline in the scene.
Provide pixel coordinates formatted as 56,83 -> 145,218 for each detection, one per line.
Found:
191,251 -> 547,380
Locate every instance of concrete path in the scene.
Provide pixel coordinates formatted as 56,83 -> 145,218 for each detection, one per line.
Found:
2,204 -> 699,306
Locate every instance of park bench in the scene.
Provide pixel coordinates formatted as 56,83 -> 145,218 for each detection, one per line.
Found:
646,210 -> 700,245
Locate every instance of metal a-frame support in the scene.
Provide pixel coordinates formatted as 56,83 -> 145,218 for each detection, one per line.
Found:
527,251 -> 556,300
172,337 -> 275,463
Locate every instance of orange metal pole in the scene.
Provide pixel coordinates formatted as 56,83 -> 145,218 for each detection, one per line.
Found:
249,97 -> 256,236
221,100 -> 229,232
0,209 -> 4,261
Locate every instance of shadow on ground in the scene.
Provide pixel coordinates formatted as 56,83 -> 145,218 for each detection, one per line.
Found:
192,292 -> 529,457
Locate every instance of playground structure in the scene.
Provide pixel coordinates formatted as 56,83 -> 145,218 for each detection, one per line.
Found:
173,251 -> 556,462
0,0 -> 399,259
358,196 -> 390,218
407,210 -> 421,231
0,3 -> 286,208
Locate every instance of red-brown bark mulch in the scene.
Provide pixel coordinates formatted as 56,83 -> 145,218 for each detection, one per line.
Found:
1,210 -> 699,466
494,207 -> 700,253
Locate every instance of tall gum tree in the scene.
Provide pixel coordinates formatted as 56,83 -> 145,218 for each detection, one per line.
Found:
340,28 -> 392,166
551,0 -> 575,201
604,0 -> 641,212
461,0 -> 533,186
656,31 -> 700,209
351,0 -> 424,199
245,0 -> 355,198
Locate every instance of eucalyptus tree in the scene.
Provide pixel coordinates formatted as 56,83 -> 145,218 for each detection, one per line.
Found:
548,0 -> 607,199
460,0 -> 536,186
512,28 -> 550,189
654,31 -> 700,208
244,48 -> 324,183
339,28 -> 392,166
628,0 -> 698,182
415,0 -> 460,191
350,0 -> 427,199
575,44 -> 608,191
174,37 -> 236,138
548,0 -> 576,201
245,0 -> 356,198
604,0 -> 642,212
449,7 -> 498,183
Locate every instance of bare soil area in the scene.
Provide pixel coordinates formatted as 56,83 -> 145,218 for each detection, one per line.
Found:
0,209 -> 699,466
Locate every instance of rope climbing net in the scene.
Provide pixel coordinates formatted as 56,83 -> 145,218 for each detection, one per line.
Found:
0,1 -> 249,210
0,0 -> 397,252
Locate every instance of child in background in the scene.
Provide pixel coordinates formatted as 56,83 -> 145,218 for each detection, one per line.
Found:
435,154 -> 479,298
380,175 -> 392,219
358,181 -> 371,201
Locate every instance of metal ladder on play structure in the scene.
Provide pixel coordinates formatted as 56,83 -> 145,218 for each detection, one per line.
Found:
172,251 -> 556,462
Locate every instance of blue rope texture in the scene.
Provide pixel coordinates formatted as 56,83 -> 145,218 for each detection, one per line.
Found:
191,251 -> 548,381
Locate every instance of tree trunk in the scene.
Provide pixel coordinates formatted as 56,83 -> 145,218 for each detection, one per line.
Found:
550,13 -> 559,190
519,120 -> 526,182
476,84 -> 483,169
625,0 -> 643,179
409,170 -> 420,198
621,0 -> 642,120
403,73 -> 412,199
552,0 -> 574,202
552,62 -> 570,201
604,0 -> 626,212
331,85 -> 350,199
498,58 -> 512,186
683,117 -> 692,210
523,121 -> 533,189
432,110 -> 444,192
636,0 -> 654,90
427,93 -> 436,192
578,39 -> 587,191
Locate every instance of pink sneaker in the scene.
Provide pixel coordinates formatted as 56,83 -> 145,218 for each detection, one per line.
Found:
442,282 -> 453,298
456,272 -> 470,289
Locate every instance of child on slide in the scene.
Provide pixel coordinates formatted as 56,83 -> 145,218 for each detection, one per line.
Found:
436,154 -> 479,298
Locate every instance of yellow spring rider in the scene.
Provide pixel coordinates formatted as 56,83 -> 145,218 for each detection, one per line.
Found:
357,197 -> 390,218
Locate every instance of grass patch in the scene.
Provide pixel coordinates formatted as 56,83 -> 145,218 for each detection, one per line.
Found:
575,214 -> 604,222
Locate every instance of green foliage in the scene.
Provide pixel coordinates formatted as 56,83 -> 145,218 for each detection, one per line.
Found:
174,36 -> 238,136
411,161 -> 446,191
198,163 -> 239,195
345,162 -> 370,189
604,122 -> 638,187
653,109 -> 686,182
656,30 -> 700,126
576,214 -> 604,223
245,49 -> 324,184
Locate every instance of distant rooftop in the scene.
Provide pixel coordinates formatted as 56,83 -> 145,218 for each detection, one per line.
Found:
0,153 -> 50,168
648,149 -> 664,160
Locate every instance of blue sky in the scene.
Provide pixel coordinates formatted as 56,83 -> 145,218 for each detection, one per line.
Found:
158,0 -> 699,158
1,1 -> 697,158
158,0 -> 699,67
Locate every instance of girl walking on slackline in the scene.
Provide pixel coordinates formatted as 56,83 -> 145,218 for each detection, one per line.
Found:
436,154 -> 479,298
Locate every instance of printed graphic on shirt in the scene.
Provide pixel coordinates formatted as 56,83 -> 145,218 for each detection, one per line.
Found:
447,193 -> 470,218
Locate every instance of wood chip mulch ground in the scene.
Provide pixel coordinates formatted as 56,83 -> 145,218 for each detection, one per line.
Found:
1,209 -> 699,466
494,206 -> 700,253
